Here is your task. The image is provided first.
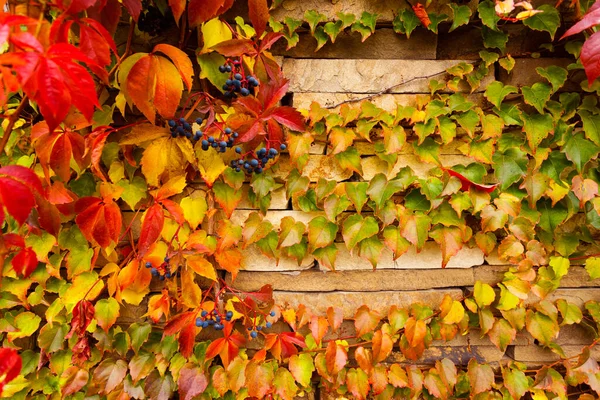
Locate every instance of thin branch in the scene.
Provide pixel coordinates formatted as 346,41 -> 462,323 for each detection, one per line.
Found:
326,70 -> 448,109
0,95 -> 28,161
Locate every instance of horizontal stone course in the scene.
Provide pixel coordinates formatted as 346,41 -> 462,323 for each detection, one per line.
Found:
283,59 -> 494,94
228,268 -> 474,292
273,289 -> 463,318
475,265 -> 600,288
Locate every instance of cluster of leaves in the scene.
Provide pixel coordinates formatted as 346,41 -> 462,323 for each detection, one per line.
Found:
267,0 -> 561,53
3,0 -> 600,399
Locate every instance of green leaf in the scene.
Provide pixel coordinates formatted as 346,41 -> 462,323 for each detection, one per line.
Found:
522,5 -> 561,39
335,147 -> 363,175
478,0 -> 500,30
308,216 -> 338,251
526,310 -> 558,346
342,214 -> 379,251
536,66 -> 568,92
304,10 -> 326,34
488,318 -> 516,352
549,256 -> 570,279
37,322 -> 67,353
499,55 -> 515,73
479,50 -> 499,66
537,198 -> 568,233
324,20 -> 344,43
485,81 -> 519,107
449,4 -> 472,32
358,236 -> 384,268
117,177 -> 148,210
404,189 -> 431,211
289,353 -> 314,388
564,132 -> 600,173
522,113 -> 553,151
128,322 -> 152,354
482,26 -> 508,51
454,110 -> 480,136
95,298 -> 120,332
279,217 -> 306,249
585,257 -> 600,280
412,137 -> 440,165
197,52 -> 228,92
273,367 -> 299,400
8,311 -> 41,340
492,148 -> 528,190
427,13 -> 448,34
503,368 -> 529,399
557,299 -> 583,325
579,110 -> 600,146
382,226 -> 411,259
521,83 -> 552,114
393,9 -> 420,38
540,151 -> 570,184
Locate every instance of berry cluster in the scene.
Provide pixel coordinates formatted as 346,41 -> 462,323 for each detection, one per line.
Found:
199,126 -> 239,153
145,257 -> 175,281
195,310 -> 234,331
229,144 -> 287,175
248,311 -> 276,339
168,117 -> 204,140
219,60 -> 259,98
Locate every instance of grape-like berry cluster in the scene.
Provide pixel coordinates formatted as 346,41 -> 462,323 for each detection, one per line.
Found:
168,117 -> 203,140
195,310 -> 234,331
145,257 -> 175,281
247,310 -> 276,339
219,60 -> 259,98
229,144 -> 287,175
168,117 -> 240,154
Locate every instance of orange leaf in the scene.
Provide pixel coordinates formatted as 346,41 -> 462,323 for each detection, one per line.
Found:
248,0 -> 269,37
412,3 -> 431,27
138,204 -> 164,257
186,255 -> 217,281
75,197 -> 122,248
354,305 -> 381,337
325,341 -> 347,375
309,315 -> 329,345
153,44 -> 194,91
327,306 -> 343,333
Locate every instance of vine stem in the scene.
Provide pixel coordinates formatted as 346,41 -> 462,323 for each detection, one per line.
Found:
0,95 -> 28,160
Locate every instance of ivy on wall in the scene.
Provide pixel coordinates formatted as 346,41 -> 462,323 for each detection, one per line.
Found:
1,0 -> 600,399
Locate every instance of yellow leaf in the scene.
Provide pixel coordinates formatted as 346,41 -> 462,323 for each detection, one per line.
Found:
151,174 -> 187,200
186,255 -> 217,281
196,146 -> 226,186
201,18 -> 233,54
442,300 -> 465,324
142,136 -> 196,186
181,196 -> 208,229
225,298 -> 244,321
120,123 -> 169,145
181,267 -> 202,308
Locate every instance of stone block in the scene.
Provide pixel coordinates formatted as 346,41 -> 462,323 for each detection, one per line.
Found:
230,209 -> 325,228
273,289 -> 463,318
498,58 -> 582,89
293,92 -> 422,113
387,345 -> 505,366
283,59 -> 494,94
326,242 -> 484,271
485,248 -> 586,266
527,288 -> 600,308
509,345 -> 600,364
272,154 -> 354,182
273,28 -> 437,59
238,185 -> 289,210
228,267 -> 474,292
240,244 -> 315,272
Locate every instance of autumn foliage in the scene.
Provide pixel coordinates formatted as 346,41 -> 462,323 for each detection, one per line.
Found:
1,0 -> 600,399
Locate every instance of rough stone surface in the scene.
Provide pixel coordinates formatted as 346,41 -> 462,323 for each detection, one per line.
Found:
240,244 -> 315,271
387,346 -> 505,366
498,58 -> 581,89
326,242 -> 484,271
273,289 -> 462,318
273,28 -> 437,60
485,249 -> 586,266
293,92 -> 423,112
230,209 -> 325,228
528,288 -> 600,308
283,59 -> 494,94
228,268 -> 474,292
238,185 -> 289,210
509,345 -> 600,364
273,154 -> 354,182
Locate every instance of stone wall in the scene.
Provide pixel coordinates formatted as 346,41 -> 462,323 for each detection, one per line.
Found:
120,2 -> 598,397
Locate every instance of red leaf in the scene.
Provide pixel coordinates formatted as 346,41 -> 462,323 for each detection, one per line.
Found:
211,39 -> 256,57
164,311 -> 196,335
581,31 -> 600,85
446,168 -> 498,193
169,0 -> 187,24
258,77 -> 289,110
266,106 -> 306,132
266,118 -> 284,144
12,247 -> 38,277
84,127 -> 113,181
75,197 -> 122,248
248,0 -> 269,37
122,0 -> 142,21
561,7 -> 600,39
87,0 -> 122,34
188,0 -> 225,27
0,348 -> 21,394
66,300 -> 95,339
31,122 -> 87,182
0,166 -> 42,225
412,4 -> 431,27
264,332 -> 306,361
161,199 -> 186,225
58,0 -> 98,14
205,323 -> 246,366
258,32 -> 284,52
138,204 -> 164,257
79,19 -> 117,68
179,320 -> 198,359
178,365 -> 208,400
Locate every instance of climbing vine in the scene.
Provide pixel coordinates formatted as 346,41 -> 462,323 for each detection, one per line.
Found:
2,0 -> 600,399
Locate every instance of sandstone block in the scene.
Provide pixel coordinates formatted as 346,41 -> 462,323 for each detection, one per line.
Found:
509,345 -> 600,364
228,267 -> 474,292
387,345 -> 505,366
273,289 -> 463,318
283,59 -> 494,94
475,265 -> 600,288
240,244 -> 315,272
273,28 -> 437,59
273,154 -> 354,182
230,210 -> 325,228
